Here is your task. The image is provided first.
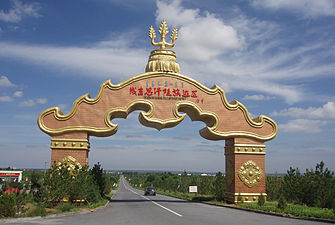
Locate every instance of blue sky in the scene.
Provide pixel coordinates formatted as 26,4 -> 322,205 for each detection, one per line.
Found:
0,0 -> 334,173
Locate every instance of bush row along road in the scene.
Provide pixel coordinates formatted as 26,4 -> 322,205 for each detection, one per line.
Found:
0,176 -> 329,225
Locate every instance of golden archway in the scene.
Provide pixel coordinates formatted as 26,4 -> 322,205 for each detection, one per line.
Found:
38,20 -> 278,203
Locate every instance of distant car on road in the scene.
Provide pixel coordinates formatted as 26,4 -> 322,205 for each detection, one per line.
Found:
144,187 -> 156,196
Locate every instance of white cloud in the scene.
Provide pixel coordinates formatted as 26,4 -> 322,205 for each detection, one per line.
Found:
36,98 -> 47,104
0,1 -> 334,105
0,39 -> 147,78
251,0 -> 335,18
0,96 -> 12,102
275,102 -> 335,133
19,98 -> 47,107
0,76 -> 15,87
243,94 -> 273,101
58,104 -> 68,112
0,0 -> 41,23
249,112 -> 257,119
156,0 -> 243,62
13,91 -> 22,98
154,0 -> 334,104
280,119 -> 327,133
272,102 -> 335,119
19,99 -> 35,107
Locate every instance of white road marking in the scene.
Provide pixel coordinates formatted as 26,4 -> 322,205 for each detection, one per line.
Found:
151,200 -> 183,217
123,179 -> 183,217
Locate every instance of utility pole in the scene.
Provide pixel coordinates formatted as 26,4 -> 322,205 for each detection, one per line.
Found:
44,161 -> 48,174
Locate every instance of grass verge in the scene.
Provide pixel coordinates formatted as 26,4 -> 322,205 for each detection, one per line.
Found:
155,190 -> 335,222
156,189 -> 214,202
238,202 -> 335,221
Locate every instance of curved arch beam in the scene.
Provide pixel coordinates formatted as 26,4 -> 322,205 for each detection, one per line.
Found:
38,72 -> 278,141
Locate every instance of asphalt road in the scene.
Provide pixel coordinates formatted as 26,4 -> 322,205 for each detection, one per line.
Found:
0,176 -> 330,225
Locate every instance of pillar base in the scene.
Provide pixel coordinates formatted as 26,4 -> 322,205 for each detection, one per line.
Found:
225,192 -> 267,203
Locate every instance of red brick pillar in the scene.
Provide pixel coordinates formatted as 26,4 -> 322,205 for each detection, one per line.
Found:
50,132 -> 90,167
225,138 -> 266,203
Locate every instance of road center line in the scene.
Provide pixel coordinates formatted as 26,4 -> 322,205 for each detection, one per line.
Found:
126,186 -> 183,217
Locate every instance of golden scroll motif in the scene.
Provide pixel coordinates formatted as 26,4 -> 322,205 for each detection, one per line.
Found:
238,160 -> 263,188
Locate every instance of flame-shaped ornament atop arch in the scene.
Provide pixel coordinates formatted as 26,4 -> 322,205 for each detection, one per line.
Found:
38,72 -> 278,142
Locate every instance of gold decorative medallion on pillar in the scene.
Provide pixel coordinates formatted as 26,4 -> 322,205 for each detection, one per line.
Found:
238,160 -> 263,188
59,156 -> 82,170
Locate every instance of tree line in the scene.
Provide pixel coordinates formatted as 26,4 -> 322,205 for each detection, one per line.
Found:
266,161 -> 335,210
0,162 -> 119,218
126,161 -> 335,211
126,171 -> 226,201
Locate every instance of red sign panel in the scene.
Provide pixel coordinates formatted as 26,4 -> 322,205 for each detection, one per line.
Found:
0,173 -> 20,177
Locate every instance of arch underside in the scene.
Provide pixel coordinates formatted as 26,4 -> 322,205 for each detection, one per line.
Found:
38,72 -> 278,142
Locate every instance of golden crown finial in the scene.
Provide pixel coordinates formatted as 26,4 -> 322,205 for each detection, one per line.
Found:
146,19 -> 180,73
149,19 -> 178,49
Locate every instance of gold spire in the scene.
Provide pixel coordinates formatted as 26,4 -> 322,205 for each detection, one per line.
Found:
146,19 -> 180,73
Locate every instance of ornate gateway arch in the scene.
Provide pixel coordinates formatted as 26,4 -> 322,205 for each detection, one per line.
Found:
38,20 -> 278,203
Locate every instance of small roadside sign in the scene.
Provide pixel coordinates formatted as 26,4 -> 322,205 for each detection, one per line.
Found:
189,186 -> 198,193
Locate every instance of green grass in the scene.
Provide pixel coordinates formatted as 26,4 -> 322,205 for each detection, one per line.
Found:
238,202 -> 335,220
156,190 -> 214,202
51,198 -> 109,212
27,204 -> 47,217
84,199 -> 109,209
106,192 -> 114,199
157,190 -> 193,200
154,189 -> 335,221
56,203 -> 76,212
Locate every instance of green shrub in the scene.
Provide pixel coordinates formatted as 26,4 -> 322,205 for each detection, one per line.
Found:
266,173 -> 283,201
43,163 -> 101,205
57,203 -> 75,212
0,193 -> 17,218
85,186 -> 101,204
237,194 -> 244,204
277,195 -> 287,210
281,161 -> 335,208
27,204 -> 47,217
91,163 -> 107,197
258,193 -> 265,206
213,172 -> 225,201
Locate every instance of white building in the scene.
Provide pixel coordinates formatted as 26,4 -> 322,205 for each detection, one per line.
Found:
0,171 -> 23,182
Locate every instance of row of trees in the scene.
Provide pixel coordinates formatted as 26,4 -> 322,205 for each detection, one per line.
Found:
126,161 -> 335,211
266,161 -> 335,209
126,171 -> 226,201
42,162 -> 111,204
0,162 -> 119,218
